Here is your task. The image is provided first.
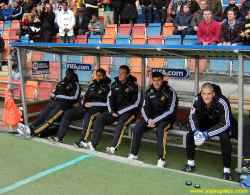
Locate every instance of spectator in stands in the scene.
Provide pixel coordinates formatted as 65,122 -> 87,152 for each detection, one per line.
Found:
166,0 -> 183,23
58,2 -> 75,43
39,3 -> 55,42
193,9 -> 221,45
17,69 -> 81,139
222,0 -> 240,22
16,0 -> 23,6
239,0 -> 250,22
140,0 -> 153,26
22,0 -> 33,13
207,0 -> 222,22
173,4 -> 195,39
66,0 -> 74,11
49,0 -> 55,4
21,13 -> 31,36
82,65 -> 140,152
102,0 -> 114,26
1,3 -> 5,10
122,0 -> 138,25
218,9 -> 243,46
3,4 -> 12,20
182,83 -> 240,181
11,1 -> 23,20
185,0 -> 199,14
38,0 -> 47,6
0,34 -> 4,71
113,0 -> 124,24
0,6 -> 3,20
239,10 -> 250,45
85,14 -> 103,37
75,8 -> 88,35
128,72 -> 178,168
52,4 -> 59,25
57,0 -> 65,11
84,0 -> 100,24
191,0 -> 208,34
153,0 -> 171,26
28,13 -> 41,42
48,69 -> 111,144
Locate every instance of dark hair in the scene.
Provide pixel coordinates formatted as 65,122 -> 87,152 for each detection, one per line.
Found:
66,68 -> 74,75
227,9 -> 236,16
46,3 -> 53,11
92,14 -> 98,18
62,2 -> 68,5
152,71 -> 163,79
119,65 -> 130,74
96,68 -> 106,76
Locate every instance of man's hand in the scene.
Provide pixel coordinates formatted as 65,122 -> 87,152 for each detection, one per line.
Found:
141,5 -> 145,7
112,113 -> 118,117
246,15 -> 249,19
222,42 -> 227,46
203,42 -> 209,45
226,42 -> 231,46
162,6 -> 166,9
153,7 -> 157,10
240,31 -> 245,38
85,102 -> 92,108
171,10 -> 176,15
64,28 -> 69,32
54,97 -> 57,101
147,119 -> 156,128
193,26 -> 198,31
194,130 -> 208,146
12,15 -> 15,18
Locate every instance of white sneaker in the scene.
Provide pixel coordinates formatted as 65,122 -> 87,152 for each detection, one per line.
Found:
106,147 -> 115,155
157,159 -> 165,168
79,141 -> 88,149
127,153 -> 138,160
87,142 -> 95,151
17,123 -> 31,139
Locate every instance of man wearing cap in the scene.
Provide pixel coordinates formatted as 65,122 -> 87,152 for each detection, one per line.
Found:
75,8 -> 88,35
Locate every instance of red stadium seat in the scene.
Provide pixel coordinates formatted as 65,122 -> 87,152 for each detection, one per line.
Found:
38,82 -> 53,100
46,63 -> 59,82
148,35 -> 164,45
118,24 -> 132,35
13,79 -> 21,99
75,35 -> 88,43
132,24 -> 146,36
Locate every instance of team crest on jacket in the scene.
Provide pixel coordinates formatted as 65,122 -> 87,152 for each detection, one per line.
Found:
125,88 -> 129,92
66,86 -> 70,89
98,90 -> 102,94
191,107 -> 196,114
161,96 -> 165,101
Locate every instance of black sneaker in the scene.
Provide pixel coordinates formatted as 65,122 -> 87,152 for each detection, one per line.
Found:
223,172 -> 232,181
48,136 -> 63,143
182,164 -> 195,172
242,160 -> 250,172
73,141 -> 83,148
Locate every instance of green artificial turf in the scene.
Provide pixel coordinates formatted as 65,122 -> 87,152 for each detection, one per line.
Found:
0,133 -> 246,195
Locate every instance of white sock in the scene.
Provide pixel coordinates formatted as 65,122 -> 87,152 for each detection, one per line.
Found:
224,167 -> 231,173
187,160 -> 195,166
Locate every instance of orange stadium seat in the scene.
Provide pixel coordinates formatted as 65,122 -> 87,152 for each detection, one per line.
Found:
105,24 -> 117,36
3,29 -> 10,40
130,66 -> 142,86
2,47 -> 10,61
83,56 -> 95,64
102,35 -> 116,44
131,35 -> 147,44
25,80 -> 38,101
0,78 -> 9,96
38,82 -> 53,100
148,58 -> 165,69
188,59 -> 206,72
163,23 -> 175,38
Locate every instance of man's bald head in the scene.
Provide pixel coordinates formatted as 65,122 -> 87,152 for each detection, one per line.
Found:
201,83 -> 214,92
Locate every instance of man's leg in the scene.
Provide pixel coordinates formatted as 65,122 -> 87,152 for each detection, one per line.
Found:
130,119 -> 149,156
104,11 -> 109,26
147,7 -> 153,24
91,111 -> 117,148
85,7 -> 92,24
154,10 -> 161,24
156,121 -> 171,160
67,36 -> 74,43
160,9 -> 167,26
109,11 -> 114,24
173,28 -> 181,35
142,7 -> 147,24
60,36 -> 66,43
57,107 -> 87,140
243,125 -> 250,171
110,113 -> 136,149
219,131 -> 232,168
114,8 -> 119,24
193,41 -> 203,45
79,107 -> 103,141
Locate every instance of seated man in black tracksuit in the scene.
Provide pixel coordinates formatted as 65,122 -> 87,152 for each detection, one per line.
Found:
78,65 -> 141,151
48,68 -> 111,143
17,69 -> 81,138
182,83 -> 238,180
11,1 -> 23,20
128,72 -> 178,168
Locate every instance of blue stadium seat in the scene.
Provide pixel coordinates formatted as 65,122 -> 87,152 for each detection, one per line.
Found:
165,35 -> 184,68
43,53 -> 54,61
69,55 -> 82,63
77,68 -> 93,84
3,21 -> 11,29
116,35 -> 131,44
62,63 -> 67,78
233,60 -> 250,75
20,36 -> 29,43
88,35 -> 101,44
183,35 -> 198,45
55,55 -> 68,62
110,65 -> 119,82
210,60 -> 230,74
0,28 -> 3,36
222,0 -> 228,5
147,23 -> 161,38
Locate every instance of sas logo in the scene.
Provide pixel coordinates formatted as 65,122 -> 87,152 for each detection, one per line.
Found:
125,88 -> 129,92
161,96 -> 165,101
98,90 -> 102,94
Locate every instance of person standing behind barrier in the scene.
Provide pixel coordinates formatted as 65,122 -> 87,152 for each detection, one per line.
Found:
153,0 -> 170,26
140,0 -> 153,26
81,65 -> 141,151
102,0 -> 114,26
58,2 -> 75,43
113,0 -> 123,24
193,9 -> 221,45
173,4 -> 195,39
121,0 -> 138,25
74,8 -> 88,36
39,3 -> 55,42
218,9 -> 243,46
48,69 -> 111,144
191,0 -> 208,34
207,0 -> 222,21
128,72 -> 178,168
166,0 -> 183,23
17,69 -> 81,139
182,83 -> 238,180
84,0 -> 100,24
